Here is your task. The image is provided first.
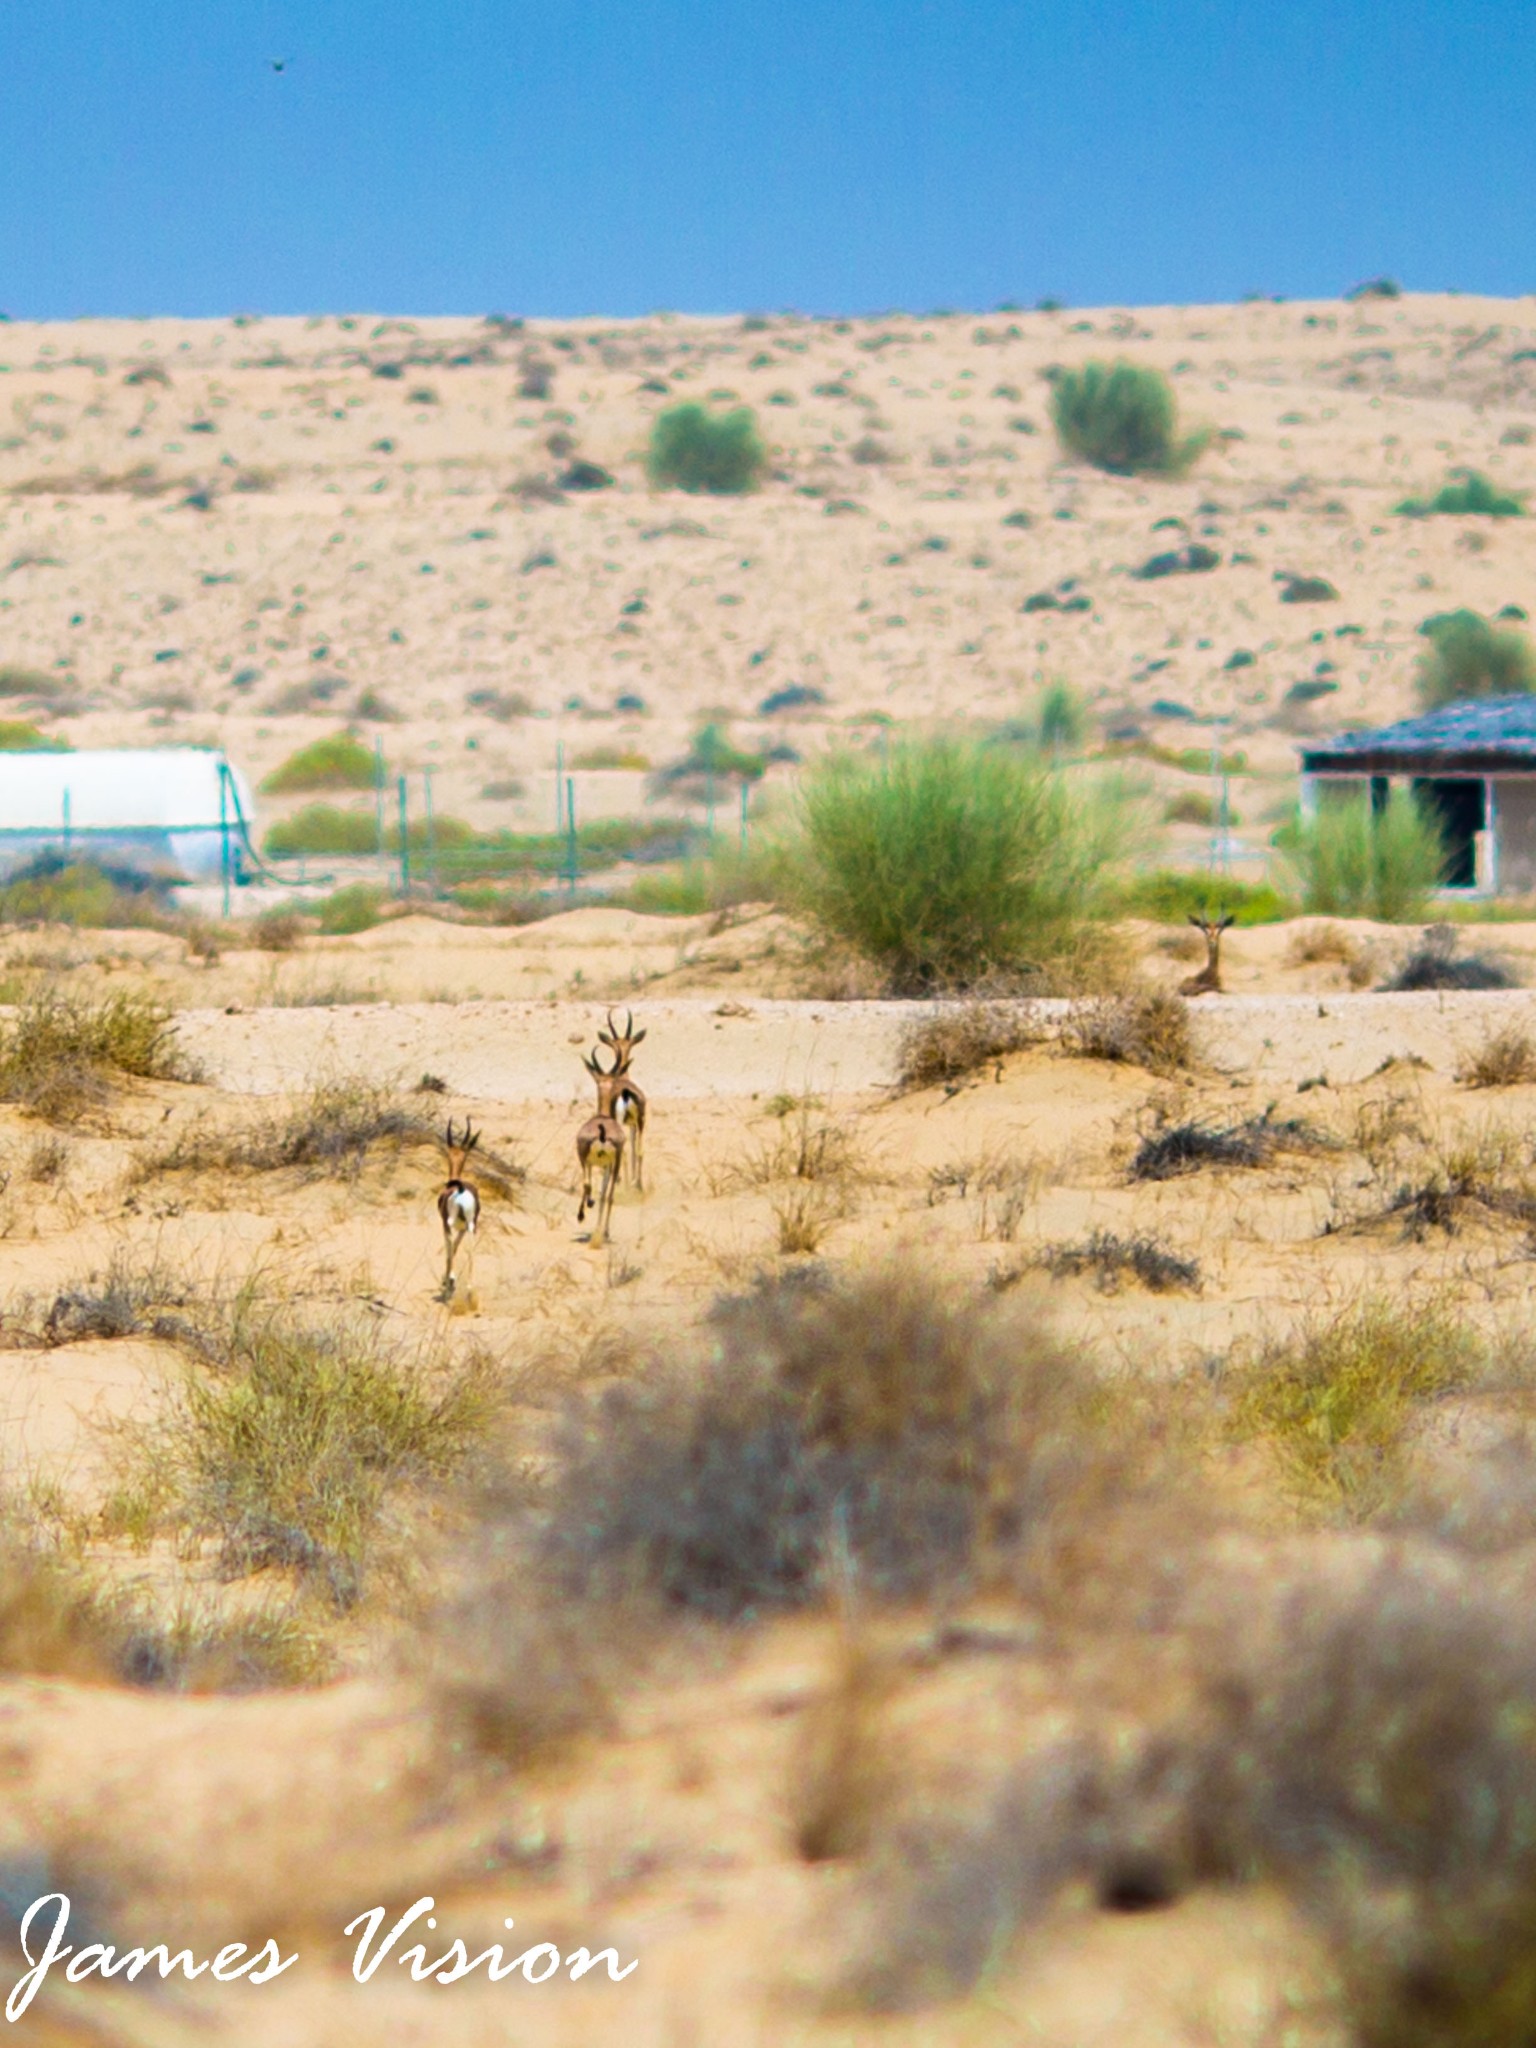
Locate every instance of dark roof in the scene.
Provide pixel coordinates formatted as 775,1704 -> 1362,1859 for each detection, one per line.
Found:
1302,695 -> 1536,772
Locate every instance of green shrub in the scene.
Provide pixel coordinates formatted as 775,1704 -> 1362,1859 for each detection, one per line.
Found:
0,859 -> 158,928
314,884 -> 385,935
0,721 -> 67,752
260,732 -> 378,795
649,723 -> 767,796
1288,790 -> 1445,921
1415,609 -> 1536,708
1049,360 -> 1207,476
784,738 -> 1129,992
1116,871 -> 1290,925
1036,679 -> 1089,755
646,403 -> 767,494
1396,469 -> 1525,519
263,805 -> 379,857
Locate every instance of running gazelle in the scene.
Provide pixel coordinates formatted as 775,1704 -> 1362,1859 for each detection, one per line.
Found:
436,1118 -> 481,1299
576,1049 -> 626,1246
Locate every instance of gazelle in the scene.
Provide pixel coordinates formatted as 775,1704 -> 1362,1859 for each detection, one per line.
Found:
595,1007 -> 648,1190
1179,913 -> 1233,997
576,1050 -> 626,1246
436,1118 -> 481,1300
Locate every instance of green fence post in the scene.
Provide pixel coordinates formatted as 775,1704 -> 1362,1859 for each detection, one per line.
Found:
397,774 -> 410,897
740,778 -> 749,854
423,766 -> 436,895
565,776 -> 577,899
219,763 -> 231,921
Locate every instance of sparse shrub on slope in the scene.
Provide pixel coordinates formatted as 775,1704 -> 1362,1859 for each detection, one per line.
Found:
1049,360 -> 1207,477
1396,469 -> 1525,519
1287,789 -> 1445,921
261,732 -> 378,795
786,738 -> 1128,993
647,403 -> 767,495
1415,608 -> 1536,708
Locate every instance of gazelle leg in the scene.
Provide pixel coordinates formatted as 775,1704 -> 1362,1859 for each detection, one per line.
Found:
633,1121 -> 644,1193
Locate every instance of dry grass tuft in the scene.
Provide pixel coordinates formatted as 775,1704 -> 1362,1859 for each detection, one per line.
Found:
1286,919 -> 1375,985
0,986 -> 192,1121
1458,1023 -> 1536,1088
895,999 -> 1041,1092
791,1634 -> 898,1862
1228,1296 -> 1478,1517
1037,1229 -> 1201,1293
1062,988 -> 1194,1074
122,1307 -> 500,1607
771,1182 -> 844,1255
1129,1108 -> 1329,1182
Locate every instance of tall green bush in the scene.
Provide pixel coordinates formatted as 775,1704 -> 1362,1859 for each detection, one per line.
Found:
1049,360 -> 1206,477
784,738 -> 1128,991
264,805 -> 378,857
647,404 -> 767,494
1288,790 -> 1445,921
1416,610 -> 1536,709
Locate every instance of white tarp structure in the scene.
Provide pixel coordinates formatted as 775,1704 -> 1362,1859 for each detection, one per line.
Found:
0,748 -> 258,883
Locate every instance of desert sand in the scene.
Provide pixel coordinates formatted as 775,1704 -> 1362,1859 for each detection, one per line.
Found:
0,298 -> 1532,2045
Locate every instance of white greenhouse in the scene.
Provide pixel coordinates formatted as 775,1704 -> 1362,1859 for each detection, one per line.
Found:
0,748 -> 258,883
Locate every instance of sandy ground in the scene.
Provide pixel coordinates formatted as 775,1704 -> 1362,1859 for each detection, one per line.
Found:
0,902 -> 1516,2039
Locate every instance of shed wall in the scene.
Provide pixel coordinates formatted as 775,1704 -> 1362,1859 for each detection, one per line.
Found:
1496,780 -> 1536,895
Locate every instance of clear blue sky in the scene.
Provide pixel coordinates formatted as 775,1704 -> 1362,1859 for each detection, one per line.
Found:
2,0 -> 1532,319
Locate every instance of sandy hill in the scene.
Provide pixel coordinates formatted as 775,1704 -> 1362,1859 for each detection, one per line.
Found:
0,294 -> 1532,851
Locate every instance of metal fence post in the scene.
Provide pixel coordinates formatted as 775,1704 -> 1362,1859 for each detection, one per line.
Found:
397,775 -> 410,896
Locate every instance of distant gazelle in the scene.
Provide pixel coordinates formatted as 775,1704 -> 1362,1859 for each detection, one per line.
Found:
595,1008 -> 648,1190
576,1049 -> 627,1247
436,1118 -> 481,1299
1180,914 -> 1233,997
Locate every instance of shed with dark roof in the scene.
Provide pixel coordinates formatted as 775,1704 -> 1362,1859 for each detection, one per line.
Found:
1300,696 -> 1536,893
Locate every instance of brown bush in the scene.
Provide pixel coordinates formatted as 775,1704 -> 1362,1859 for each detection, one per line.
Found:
1061,988 -> 1194,1074
895,999 -> 1041,1092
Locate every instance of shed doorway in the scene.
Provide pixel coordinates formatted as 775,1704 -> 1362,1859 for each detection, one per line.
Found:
1411,777 -> 1484,889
